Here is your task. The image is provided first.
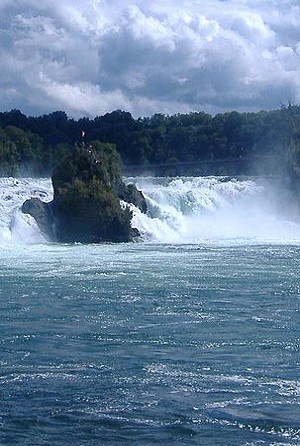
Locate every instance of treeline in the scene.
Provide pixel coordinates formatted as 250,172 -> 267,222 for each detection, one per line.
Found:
1,105 -> 300,176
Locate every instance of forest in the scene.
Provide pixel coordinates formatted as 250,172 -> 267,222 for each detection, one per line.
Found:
1,104 -> 300,179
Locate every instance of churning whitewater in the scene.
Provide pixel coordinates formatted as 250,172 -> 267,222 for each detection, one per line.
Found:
1,176 -> 300,244
0,177 -> 53,243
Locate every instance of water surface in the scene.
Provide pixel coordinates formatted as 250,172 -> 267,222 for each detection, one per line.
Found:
1,242 -> 299,445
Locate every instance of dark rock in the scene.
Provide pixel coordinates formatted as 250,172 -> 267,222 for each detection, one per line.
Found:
22,198 -> 55,241
115,180 -> 147,214
130,226 -> 141,240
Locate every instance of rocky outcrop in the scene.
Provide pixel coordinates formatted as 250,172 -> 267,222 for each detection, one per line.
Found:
116,180 -> 147,214
22,198 -> 55,241
22,142 -> 147,243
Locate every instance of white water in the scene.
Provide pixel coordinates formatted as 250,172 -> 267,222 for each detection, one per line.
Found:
130,176 -> 300,244
1,176 -> 300,244
0,177 -> 53,243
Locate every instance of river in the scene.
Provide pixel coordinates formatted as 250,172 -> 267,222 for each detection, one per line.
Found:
0,176 -> 299,445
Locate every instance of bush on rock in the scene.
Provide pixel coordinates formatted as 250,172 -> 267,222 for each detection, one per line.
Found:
51,142 -> 135,243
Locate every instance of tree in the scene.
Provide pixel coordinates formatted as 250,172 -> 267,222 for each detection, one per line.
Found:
51,143 -> 133,243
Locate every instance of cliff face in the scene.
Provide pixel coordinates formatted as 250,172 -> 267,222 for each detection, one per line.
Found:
22,142 -> 147,243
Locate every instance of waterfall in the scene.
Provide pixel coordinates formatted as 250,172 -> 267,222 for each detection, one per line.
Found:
0,178 -> 53,243
1,176 -> 300,244
129,176 -> 300,244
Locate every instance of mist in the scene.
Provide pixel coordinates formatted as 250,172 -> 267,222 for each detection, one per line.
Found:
130,176 -> 300,244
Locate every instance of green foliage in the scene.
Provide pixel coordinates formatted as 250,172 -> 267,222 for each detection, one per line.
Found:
286,126 -> 300,185
2,104 -> 300,176
52,142 -> 120,192
0,124 -> 44,175
52,145 -> 133,243
54,176 -> 132,242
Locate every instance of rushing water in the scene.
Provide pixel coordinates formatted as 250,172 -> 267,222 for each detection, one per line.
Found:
0,177 -> 300,445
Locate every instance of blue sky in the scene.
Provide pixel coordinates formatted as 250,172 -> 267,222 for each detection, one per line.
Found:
1,0 -> 300,118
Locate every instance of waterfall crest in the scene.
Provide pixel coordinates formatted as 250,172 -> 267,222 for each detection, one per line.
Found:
129,176 -> 300,244
1,176 -> 300,244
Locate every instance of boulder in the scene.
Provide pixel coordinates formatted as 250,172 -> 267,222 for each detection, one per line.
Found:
22,198 -> 55,241
116,180 -> 147,213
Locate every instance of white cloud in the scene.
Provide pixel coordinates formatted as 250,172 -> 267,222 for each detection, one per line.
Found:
0,0 -> 300,117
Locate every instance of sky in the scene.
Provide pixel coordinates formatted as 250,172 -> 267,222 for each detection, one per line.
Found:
1,0 -> 300,118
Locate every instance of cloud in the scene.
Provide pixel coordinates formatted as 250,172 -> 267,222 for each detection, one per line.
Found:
0,0 -> 300,117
